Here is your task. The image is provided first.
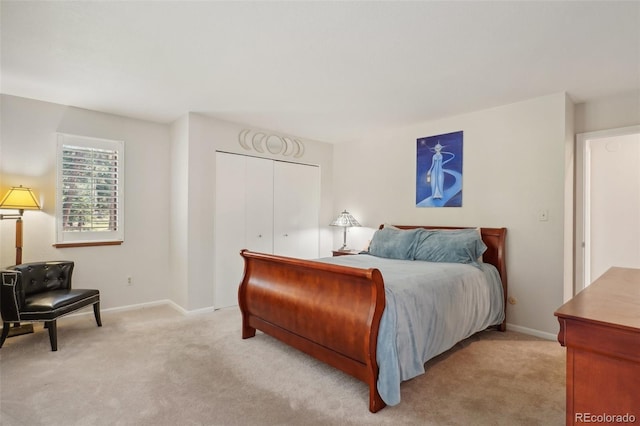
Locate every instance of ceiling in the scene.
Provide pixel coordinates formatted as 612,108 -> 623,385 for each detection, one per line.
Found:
1,1 -> 639,143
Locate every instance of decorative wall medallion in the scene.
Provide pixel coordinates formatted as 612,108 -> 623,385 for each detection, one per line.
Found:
238,129 -> 305,158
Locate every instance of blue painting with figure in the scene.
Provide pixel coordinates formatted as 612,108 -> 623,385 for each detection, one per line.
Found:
416,131 -> 463,207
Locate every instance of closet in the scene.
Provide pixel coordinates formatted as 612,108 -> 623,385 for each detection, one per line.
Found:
214,151 -> 320,308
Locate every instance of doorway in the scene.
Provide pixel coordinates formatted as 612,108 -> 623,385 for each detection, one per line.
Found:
575,125 -> 640,292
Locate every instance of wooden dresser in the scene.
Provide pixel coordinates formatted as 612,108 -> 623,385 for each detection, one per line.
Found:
555,267 -> 640,425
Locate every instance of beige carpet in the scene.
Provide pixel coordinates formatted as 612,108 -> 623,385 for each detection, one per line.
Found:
0,305 -> 565,425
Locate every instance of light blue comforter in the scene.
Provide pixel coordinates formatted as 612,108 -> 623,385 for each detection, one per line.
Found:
314,254 -> 505,406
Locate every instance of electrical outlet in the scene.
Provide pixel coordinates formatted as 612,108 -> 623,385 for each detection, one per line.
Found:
127,276 -> 133,286
537,209 -> 549,222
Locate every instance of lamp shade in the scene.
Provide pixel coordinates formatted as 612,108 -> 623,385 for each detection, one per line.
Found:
330,210 -> 361,227
0,186 -> 41,210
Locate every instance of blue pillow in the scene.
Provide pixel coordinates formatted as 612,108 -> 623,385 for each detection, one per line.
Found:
368,227 -> 422,260
413,228 -> 487,266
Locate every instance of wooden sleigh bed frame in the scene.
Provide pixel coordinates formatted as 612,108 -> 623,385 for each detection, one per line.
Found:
238,225 -> 507,413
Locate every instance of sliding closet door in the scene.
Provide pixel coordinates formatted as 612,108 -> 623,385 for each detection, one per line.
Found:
245,156 -> 274,253
215,153 -> 319,309
215,153 -> 274,309
273,161 -> 320,259
214,152 -> 247,309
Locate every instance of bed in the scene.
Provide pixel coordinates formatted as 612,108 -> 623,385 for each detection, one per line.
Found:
238,225 -> 507,412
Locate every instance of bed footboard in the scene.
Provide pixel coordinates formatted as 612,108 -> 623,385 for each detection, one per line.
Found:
238,250 -> 387,412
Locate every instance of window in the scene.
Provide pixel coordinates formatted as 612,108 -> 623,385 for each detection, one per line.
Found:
55,134 -> 124,247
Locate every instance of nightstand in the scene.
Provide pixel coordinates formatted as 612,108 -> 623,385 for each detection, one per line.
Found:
332,250 -> 361,257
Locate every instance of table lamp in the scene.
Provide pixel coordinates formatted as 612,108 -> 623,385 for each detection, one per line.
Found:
330,210 -> 361,251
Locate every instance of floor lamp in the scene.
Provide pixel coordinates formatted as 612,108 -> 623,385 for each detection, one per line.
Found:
0,185 -> 41,337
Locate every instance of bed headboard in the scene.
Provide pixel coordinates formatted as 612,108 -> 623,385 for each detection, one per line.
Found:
384,225 -> 508,324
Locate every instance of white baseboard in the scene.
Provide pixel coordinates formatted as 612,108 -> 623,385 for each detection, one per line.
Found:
105,299 -> 216,316
60,299 -> 171,319
70,302 -> 557,341
506,323 -> 557,341
67,299 -> 215,318
101,299 -> 174,314
163,300 -> 215,316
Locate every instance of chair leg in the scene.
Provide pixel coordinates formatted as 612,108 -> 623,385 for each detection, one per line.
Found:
0,322 -> 10,348
47,320 -> 58,351
93,302 -> 102,327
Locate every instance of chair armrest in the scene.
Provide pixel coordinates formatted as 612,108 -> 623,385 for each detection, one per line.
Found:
1,270 -> 23,322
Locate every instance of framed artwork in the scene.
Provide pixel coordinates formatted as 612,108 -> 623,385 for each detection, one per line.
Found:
416,130 -> 463,207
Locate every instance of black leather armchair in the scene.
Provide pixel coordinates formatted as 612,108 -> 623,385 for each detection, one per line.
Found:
0,261 -> 101,351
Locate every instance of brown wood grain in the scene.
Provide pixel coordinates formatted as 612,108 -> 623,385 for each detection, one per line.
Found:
555,267 -> 640,425
238,225 -> 508,412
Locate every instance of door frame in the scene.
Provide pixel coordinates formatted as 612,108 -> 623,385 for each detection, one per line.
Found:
575,125 -> 640,293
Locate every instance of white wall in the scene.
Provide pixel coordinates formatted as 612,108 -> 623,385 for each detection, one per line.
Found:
169,114 -> 190,308
3,92 -> 597,335
575,89 -> 640,134
168,113 -> 335,311
333,93 -> 571,336
563,95 -> 575,302
0,94 -> 171,309
589,133 -> 640,280
573,91 -> 640,293
0,96 -> 335,314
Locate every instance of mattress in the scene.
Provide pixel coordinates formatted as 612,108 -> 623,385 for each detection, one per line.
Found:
315,254 -> 505,405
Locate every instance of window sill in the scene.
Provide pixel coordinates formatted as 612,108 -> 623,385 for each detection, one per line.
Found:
53,241 -> 123,248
